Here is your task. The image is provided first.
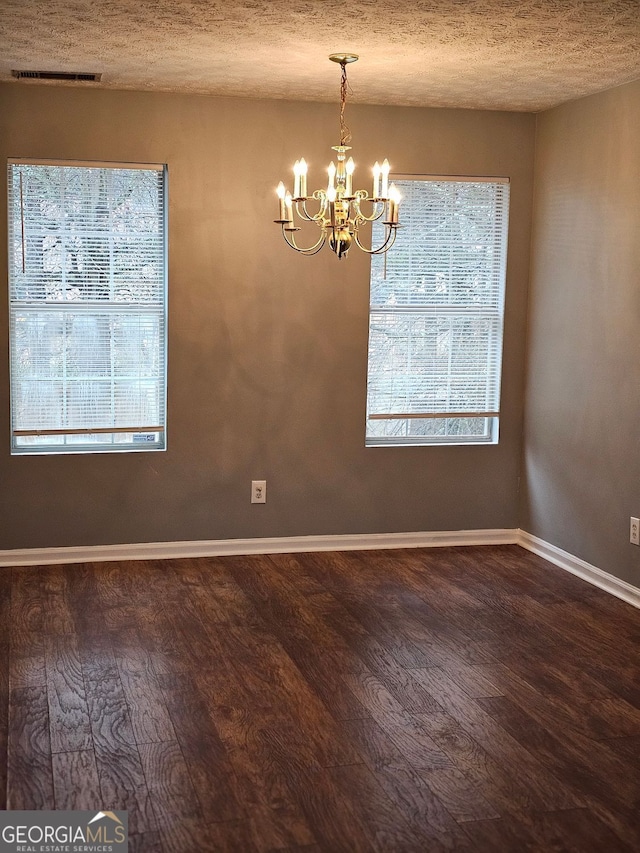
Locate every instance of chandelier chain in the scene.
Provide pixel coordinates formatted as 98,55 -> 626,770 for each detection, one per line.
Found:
339,62 -> 352,146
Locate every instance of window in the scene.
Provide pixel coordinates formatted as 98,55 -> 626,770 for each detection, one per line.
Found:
366,176 -> 509,446
8,160 -> 167,454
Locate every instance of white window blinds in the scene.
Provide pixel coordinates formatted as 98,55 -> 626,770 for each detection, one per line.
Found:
8,161 -> 167,453
367,177 -> 509,446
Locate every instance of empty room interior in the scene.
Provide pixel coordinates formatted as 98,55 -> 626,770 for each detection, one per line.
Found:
0,1 -> 639,851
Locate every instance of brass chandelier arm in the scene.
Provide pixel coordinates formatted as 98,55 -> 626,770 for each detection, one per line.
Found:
353,193 -> 387,223
282,226 -> 327,255
295,194 -> 327,222
353,225 -> 399,255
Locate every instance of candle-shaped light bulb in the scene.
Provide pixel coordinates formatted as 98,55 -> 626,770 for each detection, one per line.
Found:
285,191 -> 294,223
327,161 -> 336,190
388,182 -> 401,224
277,181 -> 287,219
299,158 -> 308,198
293,160 -> 301,199
389,183 -> 401,203
326,185 -> 336,227
372,161 -> 381,199
345,157 -> 355,197
381,159 -> 390,199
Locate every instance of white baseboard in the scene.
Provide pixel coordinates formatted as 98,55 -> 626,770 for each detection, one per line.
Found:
0,527 -> 518,567
518,530 -> 640,609
2,528 -> 637,610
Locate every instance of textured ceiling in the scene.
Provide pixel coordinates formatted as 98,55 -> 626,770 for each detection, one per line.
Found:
1,1 -> 639,112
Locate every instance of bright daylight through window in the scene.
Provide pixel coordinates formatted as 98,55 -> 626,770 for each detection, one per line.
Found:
8,161 -> 167,454
366,177 -> 509,446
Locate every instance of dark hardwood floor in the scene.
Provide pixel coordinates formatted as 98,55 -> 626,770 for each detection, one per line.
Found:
1,545 -> 639,851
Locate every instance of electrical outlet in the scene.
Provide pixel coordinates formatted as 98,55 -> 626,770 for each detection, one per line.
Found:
251,480 -> 266,504
630,517 -> 640,546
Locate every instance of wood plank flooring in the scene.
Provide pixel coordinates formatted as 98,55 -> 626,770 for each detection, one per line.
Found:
1,545 -> 639,851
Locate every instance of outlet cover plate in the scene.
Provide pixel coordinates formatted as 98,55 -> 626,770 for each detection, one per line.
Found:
251,480 -> 266,504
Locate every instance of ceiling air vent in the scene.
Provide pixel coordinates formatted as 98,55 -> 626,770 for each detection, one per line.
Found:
11,70 -> 102,82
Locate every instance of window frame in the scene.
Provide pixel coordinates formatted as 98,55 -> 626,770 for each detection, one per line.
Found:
365,174 -> 510,448
7,158 -> 168,455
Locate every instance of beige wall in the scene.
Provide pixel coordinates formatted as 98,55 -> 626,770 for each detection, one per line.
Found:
522,79 -> 640,586
0,83 -> 534,550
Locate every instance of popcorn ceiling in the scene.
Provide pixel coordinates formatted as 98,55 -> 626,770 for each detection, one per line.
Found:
1,0 -> 639,111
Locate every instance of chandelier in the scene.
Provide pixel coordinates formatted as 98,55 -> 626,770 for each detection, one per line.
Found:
275,53 -> 401,260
